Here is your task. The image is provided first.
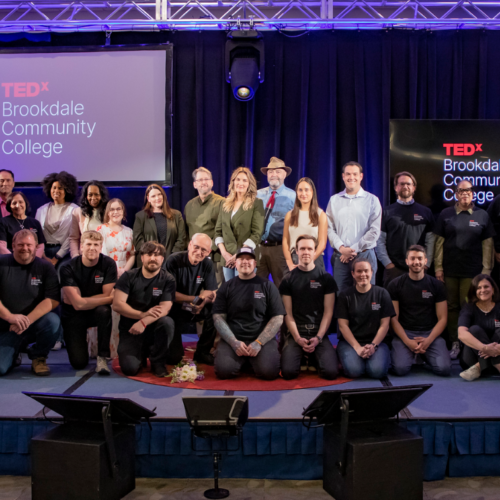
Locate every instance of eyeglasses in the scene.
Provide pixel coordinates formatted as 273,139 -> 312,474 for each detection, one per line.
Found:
109,208 -> 123,213
456,188 -> 473,194
192,245 -> 211,255
195,178 -> 212,183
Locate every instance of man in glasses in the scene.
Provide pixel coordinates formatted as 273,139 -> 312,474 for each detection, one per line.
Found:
434,180 -> 495,359
165,233 -> 218,365
184,167 -> 224,286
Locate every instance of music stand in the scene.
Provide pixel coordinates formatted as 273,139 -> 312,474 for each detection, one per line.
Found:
24,392 -> 156,500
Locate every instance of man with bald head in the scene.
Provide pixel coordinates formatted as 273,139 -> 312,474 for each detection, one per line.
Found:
165,233 -> 218,365
434,179 -> 495,359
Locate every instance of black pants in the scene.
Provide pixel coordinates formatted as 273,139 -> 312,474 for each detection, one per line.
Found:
281,329 -> 339,380
460,325 -> 500,372
62,306 -> 112,370
118,316 -> 175,376
168,304 -> 216,365
214,338 -> 280,380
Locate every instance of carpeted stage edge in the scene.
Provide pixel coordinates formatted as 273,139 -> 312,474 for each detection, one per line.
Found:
111,342 -> 352,391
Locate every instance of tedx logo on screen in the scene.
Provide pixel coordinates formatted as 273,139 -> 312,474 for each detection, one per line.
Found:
1,82 -> 49,97
443,143 -> 483,156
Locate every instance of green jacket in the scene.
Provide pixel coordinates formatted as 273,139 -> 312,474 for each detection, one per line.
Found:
133,209 -> 186,267
214,198 -> 265,266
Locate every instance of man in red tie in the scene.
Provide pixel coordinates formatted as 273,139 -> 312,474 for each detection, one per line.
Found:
256,157 -> 296,288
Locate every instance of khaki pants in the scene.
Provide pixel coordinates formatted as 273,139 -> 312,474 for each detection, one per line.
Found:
445,276 -> 472,344
256,244 -> 289,288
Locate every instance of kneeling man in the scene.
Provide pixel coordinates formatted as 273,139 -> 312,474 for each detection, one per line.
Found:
336,257 -> 395,379
114,241 -> 175,377
0,230 -> 60,376
213,247 -> 285,380
280,235 -> 339,379
388,245 -> 450,376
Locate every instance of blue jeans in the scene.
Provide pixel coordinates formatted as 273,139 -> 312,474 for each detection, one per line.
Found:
331,248 -> 377,293
223,266 -> 239,282
337,339 -> 390,379
0,312 -> 60,375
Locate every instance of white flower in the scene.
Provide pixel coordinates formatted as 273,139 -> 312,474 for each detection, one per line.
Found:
188,366 -> 197,375
179,372 -> 189,382
181,365 -> 190,373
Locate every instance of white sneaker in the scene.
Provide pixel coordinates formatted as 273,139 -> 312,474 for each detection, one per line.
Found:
449,341 -> 461,360
460,364 -> 481,381
51,341 -> 63,351
96,356 -> 110,375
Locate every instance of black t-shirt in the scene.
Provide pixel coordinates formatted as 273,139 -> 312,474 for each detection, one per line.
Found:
279,267 -> 338,325
434,206 -> 495,278
165,251 -> 217,297
60,254 -> 117,315
335,285 -> 396,345
115,267 -> 176,331
0,215 -> 46,251
387,273 -> 447,332
0,254 -> 60,331
458,302 -> 500,340
487,195 -> 500,252
212,275 -> 286,342
381,202 -> 434,270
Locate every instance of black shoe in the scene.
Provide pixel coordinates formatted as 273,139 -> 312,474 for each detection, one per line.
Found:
151,362 -> 167,378
193,352 -> 214,366
14,354 -> 22,368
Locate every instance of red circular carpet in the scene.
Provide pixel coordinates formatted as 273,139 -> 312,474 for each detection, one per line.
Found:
112,342 -> 352,391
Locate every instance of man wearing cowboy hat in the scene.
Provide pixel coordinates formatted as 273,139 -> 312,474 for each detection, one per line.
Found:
256,157 -> 296,288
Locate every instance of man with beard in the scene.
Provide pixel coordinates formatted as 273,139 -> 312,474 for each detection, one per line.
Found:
0,169 -> 15,218
0,230 -> 60,376
388,245 -> 450,376
376,172 -> 435,288
165,233 -> 217,365
61,230 -> 116,374
114,241 -> 176,377
213,247 -> 285,380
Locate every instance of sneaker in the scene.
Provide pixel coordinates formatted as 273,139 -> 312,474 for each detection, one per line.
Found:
51,341 -> 63,351
449,341 -> 461,360
151,362 -> 167,378
300,363 -> 308,372
308,364 -> 317,372
96,356 -> 110,375
32,358 -> 51,376
460,363 -> 481,381
193,352 -> 214,366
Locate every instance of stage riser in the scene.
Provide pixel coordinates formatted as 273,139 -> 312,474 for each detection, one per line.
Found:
1,420 -> 500,481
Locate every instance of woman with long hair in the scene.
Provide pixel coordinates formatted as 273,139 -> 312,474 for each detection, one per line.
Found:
458,274 -> 500,381
36,171 -> 79,269
282,177 -> 328,272
133,183 -> 185,266
214,167 -> 265,281
69,180 -> 110,258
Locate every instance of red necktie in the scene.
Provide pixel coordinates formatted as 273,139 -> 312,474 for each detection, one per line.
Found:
266,190 -> 276,209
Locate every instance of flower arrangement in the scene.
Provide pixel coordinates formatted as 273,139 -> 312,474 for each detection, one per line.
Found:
167,358 -> 205,384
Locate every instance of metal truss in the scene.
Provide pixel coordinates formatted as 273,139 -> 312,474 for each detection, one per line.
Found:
2,0 -> 500,32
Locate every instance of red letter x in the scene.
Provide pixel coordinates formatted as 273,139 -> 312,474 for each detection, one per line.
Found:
41,82 -> 49,91
475,144 -> 482,152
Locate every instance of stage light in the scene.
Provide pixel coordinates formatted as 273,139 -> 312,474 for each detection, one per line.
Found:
225,30 -> 265,102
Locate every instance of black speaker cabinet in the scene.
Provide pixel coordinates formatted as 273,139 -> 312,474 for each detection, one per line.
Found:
31,421 -> 135,500
323,421 -> 423,500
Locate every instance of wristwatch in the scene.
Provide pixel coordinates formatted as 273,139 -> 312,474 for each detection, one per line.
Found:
315,335 -> 323,344
369,343 -> 379,351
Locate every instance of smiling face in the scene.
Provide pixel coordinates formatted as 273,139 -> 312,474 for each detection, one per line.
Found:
456,181 -> 473,208
297,181 -> 313,206
352,261 -> 372,286
406,250 -> 427,274
10,194 -> 26,218
267,168 -> 286,190
234,173 -> 250,195
476,279 -> 494,303
0,171 -> 15,198
235,253 -> 256,276
188,234 -> 212,266
296,238 -> 316,266
147,188 -> 164,210
194,172 -> 213,197
141,250 -> 164,273
342,165 -> 363,194
395,175 -> 415,201
13,233 -> 36,265
51,181 -> 66,204
87,185 -> 102,208
81,237 -> 102,261
108,201 -> 124,225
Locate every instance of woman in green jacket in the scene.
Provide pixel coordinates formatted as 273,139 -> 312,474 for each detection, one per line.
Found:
133,184 -> 186,267
214,167 -> 265,281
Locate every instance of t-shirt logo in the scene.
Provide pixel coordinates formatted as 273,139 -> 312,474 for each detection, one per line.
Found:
196,275 -> 203,285
31,276 -> 42,286
95,275 -> 104,284
469,220 -> 480,227
495,320 -> 500,328
153,287 -> 162,297
422,290 -> 433,299
372,302 -> 381,311
310,280 -> 321,289
254,291 -> 265,299
414,214 -> 424,221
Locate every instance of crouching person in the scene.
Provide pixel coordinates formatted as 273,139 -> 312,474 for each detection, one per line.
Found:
114,241 -> 175,377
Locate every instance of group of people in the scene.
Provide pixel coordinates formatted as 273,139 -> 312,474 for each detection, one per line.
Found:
0,158 -> 499,383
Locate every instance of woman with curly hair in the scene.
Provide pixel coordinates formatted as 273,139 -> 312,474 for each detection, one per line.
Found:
133,184 -> 186,267
214,167 -> 265,281
35,171 -> 79,268
69,180 -> 109,258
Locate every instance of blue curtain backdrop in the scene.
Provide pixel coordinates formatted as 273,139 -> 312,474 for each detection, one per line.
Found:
3,30 -> 500,223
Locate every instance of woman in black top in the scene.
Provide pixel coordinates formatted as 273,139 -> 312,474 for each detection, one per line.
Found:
133,184 -> 186,266
458,274 -> 500,381
0,191 -> 46,257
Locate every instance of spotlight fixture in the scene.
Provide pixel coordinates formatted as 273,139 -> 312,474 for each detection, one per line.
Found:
225,30 -> 265,102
